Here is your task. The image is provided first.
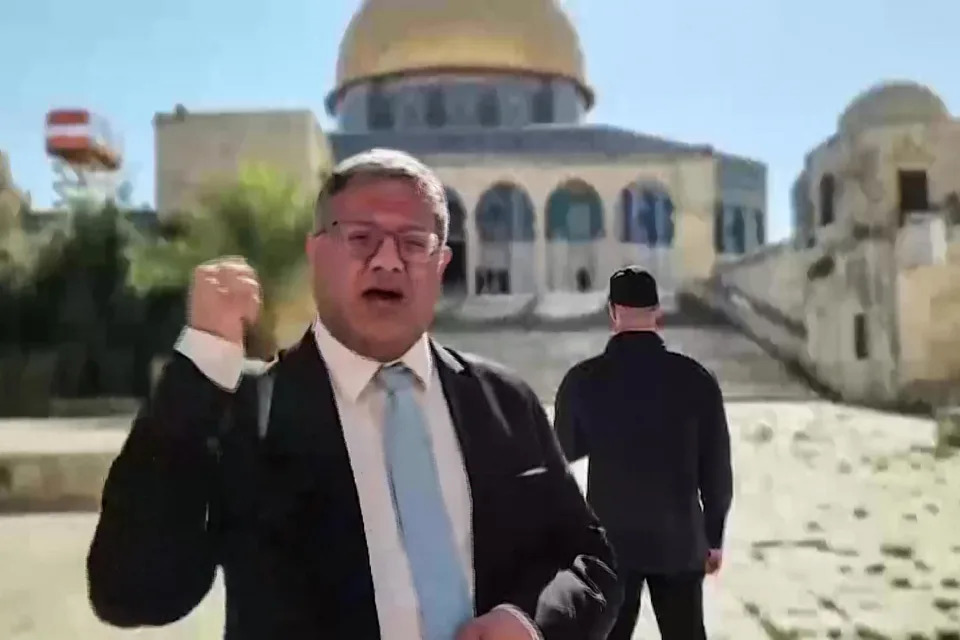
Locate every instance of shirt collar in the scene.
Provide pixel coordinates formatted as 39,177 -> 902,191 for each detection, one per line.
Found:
312,318 -> 433,402
606,330 -> 665,353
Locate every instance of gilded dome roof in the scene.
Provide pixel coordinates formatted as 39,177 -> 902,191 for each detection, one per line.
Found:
329,0 -> 592,109
839,81 -> 950,135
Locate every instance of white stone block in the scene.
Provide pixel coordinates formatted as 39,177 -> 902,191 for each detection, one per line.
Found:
896,213 -> 947,268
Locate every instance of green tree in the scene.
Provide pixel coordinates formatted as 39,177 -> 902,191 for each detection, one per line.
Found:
127,165 -> 316,359
0,151 -> 35,291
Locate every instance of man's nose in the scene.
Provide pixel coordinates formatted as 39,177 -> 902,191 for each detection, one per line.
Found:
368,234 -> 405,272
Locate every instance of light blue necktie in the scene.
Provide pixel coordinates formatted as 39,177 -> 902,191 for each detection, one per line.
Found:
378,364 -> 473,640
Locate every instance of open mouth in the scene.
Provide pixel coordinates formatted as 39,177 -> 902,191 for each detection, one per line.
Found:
362,287 -> 406,303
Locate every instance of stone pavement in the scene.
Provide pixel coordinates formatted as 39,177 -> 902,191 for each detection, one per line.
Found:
2,400 -> 959,639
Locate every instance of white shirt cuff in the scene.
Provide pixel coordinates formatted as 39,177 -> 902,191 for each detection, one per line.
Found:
493,604 -> 543,640
174,327 -> 244,391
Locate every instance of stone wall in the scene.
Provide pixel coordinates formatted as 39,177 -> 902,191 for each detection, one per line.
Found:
804,239 -> 901,405
688,239 -> 815,400
714,240 -> 810,324
154,109 -> 332,216
897,259 -> 960,403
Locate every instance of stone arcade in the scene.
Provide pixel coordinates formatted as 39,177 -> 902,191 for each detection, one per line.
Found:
153,0 -> 768,304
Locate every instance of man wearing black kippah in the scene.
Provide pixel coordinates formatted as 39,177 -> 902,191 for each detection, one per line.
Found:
554,267 -> 733,640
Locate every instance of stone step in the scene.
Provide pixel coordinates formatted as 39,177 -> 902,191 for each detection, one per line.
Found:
0,425 -> 126,513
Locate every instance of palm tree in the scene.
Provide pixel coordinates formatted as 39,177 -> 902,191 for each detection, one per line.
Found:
127,165 -> 317,359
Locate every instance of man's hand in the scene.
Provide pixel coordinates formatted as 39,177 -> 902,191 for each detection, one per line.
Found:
705,548 -> 723,575
188,257 -> 262,347
456,608 -> 537,640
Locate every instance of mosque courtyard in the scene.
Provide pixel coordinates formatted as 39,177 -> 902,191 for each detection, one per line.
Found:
0,329 -> 958,639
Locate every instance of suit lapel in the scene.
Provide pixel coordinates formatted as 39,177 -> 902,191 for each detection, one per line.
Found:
260,330 -> 381,638
257,334 -> 515,629
432,342 -> 505,613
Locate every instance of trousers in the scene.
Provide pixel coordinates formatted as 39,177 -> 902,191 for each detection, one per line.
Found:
607,570 -> 706,640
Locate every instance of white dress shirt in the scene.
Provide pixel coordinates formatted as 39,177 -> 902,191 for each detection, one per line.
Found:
175,321 -> 539,638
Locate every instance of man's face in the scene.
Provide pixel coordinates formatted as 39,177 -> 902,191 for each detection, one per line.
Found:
306,175 -> 450,361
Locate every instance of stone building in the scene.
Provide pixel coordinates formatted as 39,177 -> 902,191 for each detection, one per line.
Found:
154,0 -> 768,304
713,80 -> 960,406
154,108 -> 331,216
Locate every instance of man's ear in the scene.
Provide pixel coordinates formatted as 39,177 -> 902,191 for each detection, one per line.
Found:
437,245 -> 452,276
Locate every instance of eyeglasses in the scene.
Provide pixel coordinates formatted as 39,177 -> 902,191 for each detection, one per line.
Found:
323,221 -> 441,264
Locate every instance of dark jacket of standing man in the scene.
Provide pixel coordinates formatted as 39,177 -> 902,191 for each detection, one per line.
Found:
554,267 -> 733,640
87,149 -> 621,640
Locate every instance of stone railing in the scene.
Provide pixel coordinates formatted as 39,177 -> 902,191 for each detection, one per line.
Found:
685,279 -> 837,400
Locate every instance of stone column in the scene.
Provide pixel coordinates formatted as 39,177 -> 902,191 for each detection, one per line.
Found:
448,184 -> 480,296
600,187 -> 624,280
456,189 -> 480,297
674,199 -> 716,283
533,190 -> 549,295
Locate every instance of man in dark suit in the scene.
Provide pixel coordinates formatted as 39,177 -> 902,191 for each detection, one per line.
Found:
554,268 -> 733,640
87,149 -> 621,639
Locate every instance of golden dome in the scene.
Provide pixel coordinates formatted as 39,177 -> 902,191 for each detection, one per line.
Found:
329,0 -> 592,110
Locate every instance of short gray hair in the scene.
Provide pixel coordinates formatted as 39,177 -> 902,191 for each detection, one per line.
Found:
313,148 -> 449,244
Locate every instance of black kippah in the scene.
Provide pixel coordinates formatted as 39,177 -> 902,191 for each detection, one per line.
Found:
608,266 -> 659,308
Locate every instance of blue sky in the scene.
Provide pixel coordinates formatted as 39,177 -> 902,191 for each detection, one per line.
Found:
2,0 -> 957,241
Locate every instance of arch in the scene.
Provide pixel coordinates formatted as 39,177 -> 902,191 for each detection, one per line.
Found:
545,179 -> 604,241
474,182 -> 536,294
476,183 -> 535,242
617,181 -> 675,247
715,203 -> 749,254
544,179 -> 605,292
443,187 -> 467,294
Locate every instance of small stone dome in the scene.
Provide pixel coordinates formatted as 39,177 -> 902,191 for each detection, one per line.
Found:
839,81 -> 950,135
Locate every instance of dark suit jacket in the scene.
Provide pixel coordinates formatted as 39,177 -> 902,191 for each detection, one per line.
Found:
87,331 -> 621,639
554,331 -> 733,574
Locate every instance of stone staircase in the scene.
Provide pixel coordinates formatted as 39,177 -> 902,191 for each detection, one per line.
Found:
436,325 -> 815,402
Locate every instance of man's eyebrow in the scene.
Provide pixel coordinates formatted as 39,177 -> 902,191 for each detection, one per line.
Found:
337,219 -> 433,234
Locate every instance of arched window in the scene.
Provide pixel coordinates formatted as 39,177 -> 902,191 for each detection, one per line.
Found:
425,87 -> 446,129
545,180 -> 604,242
617,182 -> 674,246
819,174 -> 835,226
730,207 -> 746,254
478,89 -> 501,127
476,183 -> 535,242
367,83 -> 394,131
714,202 -> 725,252
532,82 -> 554,124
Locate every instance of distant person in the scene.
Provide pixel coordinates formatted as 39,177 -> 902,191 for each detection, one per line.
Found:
554,267 -> 733,640
86,149 -> 621,639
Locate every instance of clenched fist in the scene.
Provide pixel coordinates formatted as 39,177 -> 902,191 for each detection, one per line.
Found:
188,257 -> 262,347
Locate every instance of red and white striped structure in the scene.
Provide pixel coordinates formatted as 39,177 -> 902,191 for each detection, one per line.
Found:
45,108 -> 121,171
44,108 -> 125,207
